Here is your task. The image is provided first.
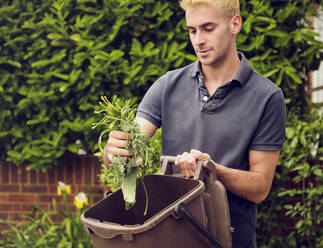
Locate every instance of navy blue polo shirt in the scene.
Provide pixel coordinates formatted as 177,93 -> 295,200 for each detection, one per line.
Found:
137,52 -> 286,248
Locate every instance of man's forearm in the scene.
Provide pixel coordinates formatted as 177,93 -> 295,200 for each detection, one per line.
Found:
189,149 -> 278,203
211,161 -> 273,203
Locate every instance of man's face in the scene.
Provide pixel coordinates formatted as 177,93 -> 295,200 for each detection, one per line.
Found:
186,4 -> 234,66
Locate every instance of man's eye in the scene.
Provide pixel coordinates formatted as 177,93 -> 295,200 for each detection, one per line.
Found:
205,28 -> 214,32
189,30 -> 196,34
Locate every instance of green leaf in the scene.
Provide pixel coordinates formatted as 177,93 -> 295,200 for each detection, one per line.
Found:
290,136 -> 299,148
300,134 -> 307,147
0,60 -> 22,68
47,33 -> 63,40
51,40 -> 70,47
67,143 -> 80,153
131,38 -> 142,55
266,30 -> 287,37
53,72 -> 69,81
69,33 -> 81,42
286,127 -> 295,139
73,52 -> 88,65
295,220 -> 304,229
31,59 -> 51,68
110,50 -> 124,61
26,117 -> 50,125
10,127 -> 23,138
70,69 -> 82,84
285,70 -> 302,84
61,119 -> 86,132
275,69 -> 285,86
243,15 -> 255,34
65,219 -> 72,239
185,54 -> 197,61
312,167 -> 323,177
94,51 -> 110,61
0,131 -> 10,138
284,204 -> 293,210
7,150 -> 23,160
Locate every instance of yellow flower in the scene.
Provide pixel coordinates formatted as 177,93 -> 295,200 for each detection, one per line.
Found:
74,192 -> 88,209
57,181 -> 71,195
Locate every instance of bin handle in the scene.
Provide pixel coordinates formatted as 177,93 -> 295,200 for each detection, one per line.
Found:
160,156 -> 217,182
174,202 -> 223,248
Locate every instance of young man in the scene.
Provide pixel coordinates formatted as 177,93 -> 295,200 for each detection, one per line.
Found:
104,0 -> 286,247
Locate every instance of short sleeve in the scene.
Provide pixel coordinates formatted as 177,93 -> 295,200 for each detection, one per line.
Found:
249,89 -> 286,151
136,76 -> 165,128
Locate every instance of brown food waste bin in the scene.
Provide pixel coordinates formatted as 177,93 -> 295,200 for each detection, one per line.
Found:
81,156 -> 233,248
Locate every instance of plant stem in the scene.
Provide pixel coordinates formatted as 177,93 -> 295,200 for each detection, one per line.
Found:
141,177 -> 148,216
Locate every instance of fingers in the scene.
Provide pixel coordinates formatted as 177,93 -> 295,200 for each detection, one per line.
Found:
107,137 -> 127,151
175,152 -> 197,177
102,131 -> 132,167
190,149 -> 211,160
107,146 -> 132,157
109,130 -> 131,140
174,150 -> 211,177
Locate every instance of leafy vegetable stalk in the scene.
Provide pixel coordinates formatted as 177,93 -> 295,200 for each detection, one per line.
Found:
93,96 -> 152,212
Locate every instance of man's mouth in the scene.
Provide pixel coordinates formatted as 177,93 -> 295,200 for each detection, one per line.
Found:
197,49 -> 211,55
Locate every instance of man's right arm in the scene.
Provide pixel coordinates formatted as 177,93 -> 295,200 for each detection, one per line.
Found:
102,117 -> 158,167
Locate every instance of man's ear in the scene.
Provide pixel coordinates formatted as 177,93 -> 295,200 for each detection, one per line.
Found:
230,14 -> 242,35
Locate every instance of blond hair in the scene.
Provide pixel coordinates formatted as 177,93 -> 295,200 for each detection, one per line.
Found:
179,0 -> 240,20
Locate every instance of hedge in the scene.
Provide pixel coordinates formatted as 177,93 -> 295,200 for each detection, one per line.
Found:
0,0 -> 194,170
0,0 -> 322,247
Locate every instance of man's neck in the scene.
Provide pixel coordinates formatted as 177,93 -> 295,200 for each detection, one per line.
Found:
201,51 -> 241,95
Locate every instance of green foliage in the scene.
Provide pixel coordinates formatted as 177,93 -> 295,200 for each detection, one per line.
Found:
96,127 -> 161,193
238,2 -> 323,247
0,191 -> 91,248
0,0 -> 190,170
93,96 -> 158,209
238,0 -> 322,112
257,109 -> 323,247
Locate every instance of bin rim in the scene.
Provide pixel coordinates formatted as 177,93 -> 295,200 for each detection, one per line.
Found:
81,174 -> 205,239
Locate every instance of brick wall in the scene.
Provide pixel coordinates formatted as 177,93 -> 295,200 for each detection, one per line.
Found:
0,155 -> 108,223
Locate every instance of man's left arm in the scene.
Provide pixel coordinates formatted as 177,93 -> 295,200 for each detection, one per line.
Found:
211,150 -> 279,203
176,149 -> 279,203
214,89 -> 285,203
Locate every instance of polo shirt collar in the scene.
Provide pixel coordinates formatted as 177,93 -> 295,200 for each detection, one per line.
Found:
233,52 -> 253,86
191,59 -> 201,77
190,52 -> 253,86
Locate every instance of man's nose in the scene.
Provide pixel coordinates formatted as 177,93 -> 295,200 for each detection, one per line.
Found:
194,31 -> 205,46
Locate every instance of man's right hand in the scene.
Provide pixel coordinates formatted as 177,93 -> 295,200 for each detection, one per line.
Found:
102,117 -> 158,167
103,130 -> 132,167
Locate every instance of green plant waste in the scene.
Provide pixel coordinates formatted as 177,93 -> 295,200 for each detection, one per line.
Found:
93,96 -> 153,214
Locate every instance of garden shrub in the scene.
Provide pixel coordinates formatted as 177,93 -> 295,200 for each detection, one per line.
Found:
236,1 -> 323,247
0,0 -> 322,247
0,0 -> 192,170
257,110 -> 323,247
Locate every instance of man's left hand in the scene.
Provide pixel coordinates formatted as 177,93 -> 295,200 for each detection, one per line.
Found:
174,149 -> 211,177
